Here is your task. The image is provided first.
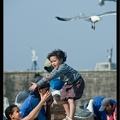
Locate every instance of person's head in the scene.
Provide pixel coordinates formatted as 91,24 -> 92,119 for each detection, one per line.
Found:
5,104 -> 22,120
44,59 -> 54,73
99,98 -> 113,114
47,49 -> 67,69
32,72 -> 50,98
38,82 -> 50,96
54,94 -> 61,101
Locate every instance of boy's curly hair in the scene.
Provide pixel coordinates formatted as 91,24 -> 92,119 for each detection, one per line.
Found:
47,49 -> 67,62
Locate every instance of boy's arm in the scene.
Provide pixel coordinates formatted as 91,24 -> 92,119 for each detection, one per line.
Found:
36,78 -> 48,87
29,79 -> 48,91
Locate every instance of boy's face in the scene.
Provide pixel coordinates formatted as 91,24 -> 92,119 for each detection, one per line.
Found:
50,56 -> 63,69
10,107 -> 22,120
38,87 -> 50,95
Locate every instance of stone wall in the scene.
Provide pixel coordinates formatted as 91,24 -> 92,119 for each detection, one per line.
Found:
3,70 -> 116,107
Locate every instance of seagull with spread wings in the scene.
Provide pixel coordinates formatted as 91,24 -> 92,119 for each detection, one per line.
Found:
99,0 -> 117,6
55,11 -> 116,30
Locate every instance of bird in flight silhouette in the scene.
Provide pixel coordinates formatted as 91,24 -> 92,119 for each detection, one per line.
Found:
55,11 -> 116,30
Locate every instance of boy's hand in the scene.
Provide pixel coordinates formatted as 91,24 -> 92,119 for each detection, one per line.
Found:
29,82 -> 37,91
46,77 -> 52,81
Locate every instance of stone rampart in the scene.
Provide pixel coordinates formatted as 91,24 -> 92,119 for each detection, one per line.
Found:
3,70 -> 116,107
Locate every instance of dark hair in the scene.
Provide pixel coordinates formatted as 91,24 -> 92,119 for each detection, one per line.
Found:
33,84 -> 50,100
33,72 -> 50,99
34,87 -> 50,100
33,88 -> 40,99
47,49 -> 67,62
5,104 -> 18,120
38,82 -> 50,89
109,102 -> 113,106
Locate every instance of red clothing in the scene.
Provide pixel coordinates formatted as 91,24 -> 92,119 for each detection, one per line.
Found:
106,104 -> 117,120
61,76 -> 85,103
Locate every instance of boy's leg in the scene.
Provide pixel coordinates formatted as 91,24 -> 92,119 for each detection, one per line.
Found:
68,99 -> 75,120
63,103 -> 70,119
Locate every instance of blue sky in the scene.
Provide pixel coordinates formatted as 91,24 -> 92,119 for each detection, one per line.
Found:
4,0 -> 116,71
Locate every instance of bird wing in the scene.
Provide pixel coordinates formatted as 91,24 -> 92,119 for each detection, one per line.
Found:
55,14 -> 88,21
99,0 -> 105,6
82,17 -> 91,22
99,0 -> 116,6
98,11 -> 116,17
55,16 -> 76,21
105,0 -> 116,1
83,11 -> 116,22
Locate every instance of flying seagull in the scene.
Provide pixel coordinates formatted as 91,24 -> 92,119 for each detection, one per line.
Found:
55,11 -> 116,30
74,99 -> 94,119
99,0 -> 117,6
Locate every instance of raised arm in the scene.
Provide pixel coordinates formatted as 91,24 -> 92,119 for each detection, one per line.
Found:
22,91 -> 51,120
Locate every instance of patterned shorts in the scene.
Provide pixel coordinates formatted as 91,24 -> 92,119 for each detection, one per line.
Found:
61,76 -> 85,104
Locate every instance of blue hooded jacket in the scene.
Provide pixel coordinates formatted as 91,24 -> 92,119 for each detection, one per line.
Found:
92,96 -> 106,120
20,94 -> 47,120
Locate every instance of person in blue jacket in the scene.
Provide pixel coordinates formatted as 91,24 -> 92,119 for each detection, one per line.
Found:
84,96 -> 106,120
20,73 -> 53,120
99,98 -> 117,120
84,96 -> 117,120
